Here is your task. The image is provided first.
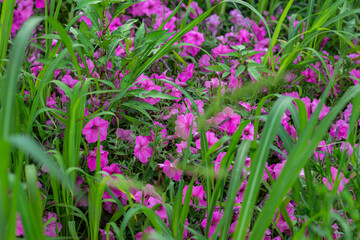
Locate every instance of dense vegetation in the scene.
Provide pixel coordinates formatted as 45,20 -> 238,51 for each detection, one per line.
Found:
0,0 -> 360,239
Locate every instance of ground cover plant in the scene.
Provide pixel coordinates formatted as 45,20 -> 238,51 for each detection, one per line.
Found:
1,0 -> 360,239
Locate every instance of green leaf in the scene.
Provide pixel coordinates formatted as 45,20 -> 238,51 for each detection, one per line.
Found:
127,89 -> 180,100
235,65 -> 245,77
204,65 -> 224,72
247,66 -> 261,81
234,96 -> 293,240
134,22 -> 145,47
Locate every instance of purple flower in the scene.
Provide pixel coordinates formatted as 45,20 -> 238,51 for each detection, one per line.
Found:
201,211 -> 223,237
350,69 -> 360,85
134,136 -> 153,164
212,107 -> 241,135
82,117 -> 109,143
322,166 -> 349,194
158,159 -> 183,181
43,212 -> 62,237
175,113 -> 197,140
330,119 -> 349,140
87,146 -> 109,171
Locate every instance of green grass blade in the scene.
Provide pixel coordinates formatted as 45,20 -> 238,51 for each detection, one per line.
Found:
233,96 -> 294,240
249,85 -> 360,239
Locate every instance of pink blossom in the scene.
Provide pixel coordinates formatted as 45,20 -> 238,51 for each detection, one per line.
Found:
214,152 -> 232,175
322,166 -> 349,194
35,0 -> 46,8
342,103 -> 352,122
301,68 -> 317,83
212,44 -> 233,58
108,18 -> 122,33
252,22 -> 266,41
213,107 -> 241,135
16,213 -> 24,236
311,99 -> 330,120
206,14 -> 221,33
242,123 -> 255,140
134,184 -> 161,205
340,142 -> 353,156
147,197 -> 168,221
330,119 -> 349,140
182,185 -> 206,207
43,212 -> 62,237
201,211 -> 223,237
239,101 -> 252,111
87,146 -> 109,171
234,178 -> 247,204
82,117 -> 109,143
178,63 -> 195,83
195,131 -> 219,150
186,1 -> 203,18
116,128 -> 134,143
158,159 -> 183,181
176,141 -> 197,154
314,140 -> 332,160
135,226 -> 156,240
275,202 -> 296,235
199,54 -> 211,68
229,10 -> 252,27
99,229 -> 115,240
134,136 -> 153,164
181,30 -> 204,57
102,163 -> 123,175
350,69 -> 360,85
175,113 -> 197,140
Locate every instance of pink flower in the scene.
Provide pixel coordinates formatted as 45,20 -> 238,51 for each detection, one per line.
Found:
275,202 -> 297,235
116,128 -> 134,143
135,226 -> 156,240
35,0 -> 46,8
82,117 -> 109,143
99,229 -> 115,240
340,142 -> 353,156
330,119 -> 349,140
43,212 -> 62,237
212,44 -> 233,58
181,30 -> 204,57
311,99 -> 330,120
206,14 -> 221,33
242,123 -> 255,140
322,166 -> 349,194
159,159 -> 183,181
301,68 -> 317,83
87,146 -> 109,171
195,131 -> 219,150
175,113 -> 197,140
201,211 -> 223,237
102,163 -> 123,175
350,69 -> 360,85
178,63 -> 195,83
234,178 -> 247,204
134,136 -> 153,164
314,140 -> 332,160
199,54 -> 211,68
213,107 -> 241,135
176,141 -> 197,154
16,213 -> 24,236
214,152 -> 231,175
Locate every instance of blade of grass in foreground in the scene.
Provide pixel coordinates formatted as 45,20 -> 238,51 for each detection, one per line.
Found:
0,0 -> 16,73
218,140 -> 251,240
233,96 -> 294,240
0,17 -> 43,239
249,85 -> 360,239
